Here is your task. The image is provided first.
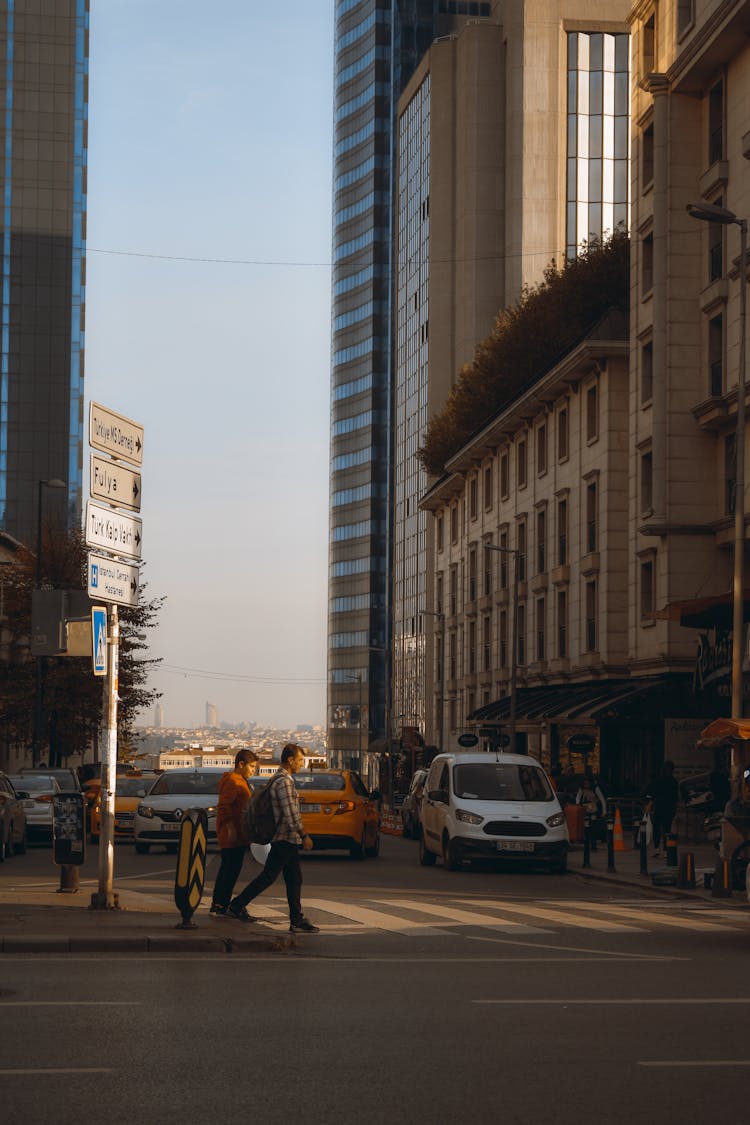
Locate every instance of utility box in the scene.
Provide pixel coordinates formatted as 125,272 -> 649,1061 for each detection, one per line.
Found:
565,803 -> 585,844
31,590 -> 92,655
52,791 -> 86,865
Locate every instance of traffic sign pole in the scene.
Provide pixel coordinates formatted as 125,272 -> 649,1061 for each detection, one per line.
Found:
91,605 -> 120,910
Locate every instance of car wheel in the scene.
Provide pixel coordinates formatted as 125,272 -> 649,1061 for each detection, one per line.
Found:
419,832 -> 437,866
549,851 -> 567,875
0,831 -> 7,863
135,842 -> 150,855
442,834 -> 462,871
349,831 -> 366,861
365,828 -> 380,858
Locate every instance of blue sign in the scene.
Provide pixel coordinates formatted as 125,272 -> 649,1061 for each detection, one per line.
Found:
91,606 -> 107,676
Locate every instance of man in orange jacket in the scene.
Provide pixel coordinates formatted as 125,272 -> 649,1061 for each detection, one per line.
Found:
210,748 -> 259,916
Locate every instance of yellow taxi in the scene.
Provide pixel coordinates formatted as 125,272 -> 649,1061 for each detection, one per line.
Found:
89,774 -> 155,842
293,770 -> 380,859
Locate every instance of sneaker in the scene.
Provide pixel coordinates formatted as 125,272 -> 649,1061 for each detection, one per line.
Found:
209,903 -> 227,917
227,902 -> 257,923
289,918 -> 320,934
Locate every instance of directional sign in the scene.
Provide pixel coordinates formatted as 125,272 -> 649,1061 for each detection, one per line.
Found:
87,551 -> 140,607
90,454 -> 142,512
85,500 -> 143,561
89,401 -> 144,467
91,606 -> 107,676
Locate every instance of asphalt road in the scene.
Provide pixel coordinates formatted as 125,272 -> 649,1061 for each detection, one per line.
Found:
2,836 -> 750,1123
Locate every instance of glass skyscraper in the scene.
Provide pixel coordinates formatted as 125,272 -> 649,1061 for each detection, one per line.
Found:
0,0 -> 89,547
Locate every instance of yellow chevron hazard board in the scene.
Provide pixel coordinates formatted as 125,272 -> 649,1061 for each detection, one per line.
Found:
174,807 -> 208,928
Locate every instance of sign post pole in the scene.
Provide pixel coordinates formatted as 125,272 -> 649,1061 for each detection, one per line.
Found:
91,605 -> 119,910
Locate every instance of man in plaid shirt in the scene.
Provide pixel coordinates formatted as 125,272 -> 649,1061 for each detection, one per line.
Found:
228,744 -> 320,933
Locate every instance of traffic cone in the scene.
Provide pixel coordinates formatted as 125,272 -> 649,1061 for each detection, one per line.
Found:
613,806 -> 627,852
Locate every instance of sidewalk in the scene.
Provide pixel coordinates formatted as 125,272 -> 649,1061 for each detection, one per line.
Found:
0,838 -> 745,954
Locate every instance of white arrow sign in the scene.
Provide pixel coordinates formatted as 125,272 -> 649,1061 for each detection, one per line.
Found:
85,500 -> 143,561
90,454 -> 142,512
87,551 -> 140,607
89,401 -> 144,467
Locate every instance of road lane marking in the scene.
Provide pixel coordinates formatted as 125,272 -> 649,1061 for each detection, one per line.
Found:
638,1061 -> 750,1067
466,935 -> 672,958
0,1068 -> 114,1075
374,899 -> 548,933
547,902 -> 734,931
302,897 -> 450,935
0,1001 -> 140,1007
456,899 -> 646,932
473,998 -> 750,1005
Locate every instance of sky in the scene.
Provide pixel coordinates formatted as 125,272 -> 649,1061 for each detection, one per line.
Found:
84,1 -> 334,729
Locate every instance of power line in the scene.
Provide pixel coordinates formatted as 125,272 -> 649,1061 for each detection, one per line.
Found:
87,247 -> 331,267
160,663 -> 326,685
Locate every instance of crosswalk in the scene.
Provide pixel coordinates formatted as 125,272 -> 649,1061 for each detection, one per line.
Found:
202,895 -> 750,938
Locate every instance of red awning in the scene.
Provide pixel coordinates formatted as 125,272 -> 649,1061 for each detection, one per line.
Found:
699,718 -> 750,745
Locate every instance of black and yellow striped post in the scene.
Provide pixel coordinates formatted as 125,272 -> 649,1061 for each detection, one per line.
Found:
174,808 -> 208,929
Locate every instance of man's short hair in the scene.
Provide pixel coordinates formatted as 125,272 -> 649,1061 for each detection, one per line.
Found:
235,748 -> 259,768
281,743 -> 303,765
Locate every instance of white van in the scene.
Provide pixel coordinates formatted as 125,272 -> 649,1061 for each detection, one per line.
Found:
419,751 -> 569,873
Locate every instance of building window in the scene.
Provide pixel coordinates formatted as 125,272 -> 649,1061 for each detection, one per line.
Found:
499,530 -> 509,588
708,78 -> 724,166
517,438 -> 527,489
642,231 -> 654,293
468,620 -> 476,674
517,603 -> 526,666
586,384 -> 598,441
450,504 -> 458,542
641,338 -> 653,404
677,0 -> 694,35
449,632 -> 457,680
642,14 -> 654,78
641,121 -> 654,189
436,573 -> 443,615
436,515 -> 444,552
517,520 -> 527,582
557,498 -> 568,566
536,597 -> 546,662
726,433 -> 737,515
586,481 -> 598,553
709,312 -> 724,397
483,542 -> 492,596
499,609 -> 508,668
557,588 -> 568,657
500,451 -> 509,498
469,476 -> 478,520
709,198 -> 724,282
483,614 -> 492,672
557,406 -> 569,461
484,464 -> 493,510
468,547 -> 477,603
450,566 -> 458,615
641,451 -> 653,514
585,580 -> 597,652
537,508 -> 547,574
537,423 -> 547,476
640,558 -> 655,618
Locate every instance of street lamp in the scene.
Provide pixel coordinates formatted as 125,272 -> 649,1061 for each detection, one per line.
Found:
32,477 -> 66,765
687,202 -> 748,735
484,542 -> 520,754
420,609 -> 445,750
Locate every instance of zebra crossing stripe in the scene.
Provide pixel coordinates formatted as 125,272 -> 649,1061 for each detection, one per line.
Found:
374,899 -> 549,933
549,902 -> 734,932
455,899 -> 646,932
302,897 -> 450,935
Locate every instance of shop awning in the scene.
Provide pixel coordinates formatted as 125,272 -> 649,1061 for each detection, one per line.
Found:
468,674 -> 696,726
652,591 -> 750,629
699,718 -> 750,745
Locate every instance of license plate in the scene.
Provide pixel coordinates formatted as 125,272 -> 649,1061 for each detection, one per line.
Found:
301,804 -> 321,814
160,823 -> 181,832
497,840 -> 534,853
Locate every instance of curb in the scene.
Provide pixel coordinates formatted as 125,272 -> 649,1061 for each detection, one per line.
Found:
0,932 -> 296,954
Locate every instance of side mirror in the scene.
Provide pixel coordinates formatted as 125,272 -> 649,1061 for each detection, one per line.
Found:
428,788 -> 448,804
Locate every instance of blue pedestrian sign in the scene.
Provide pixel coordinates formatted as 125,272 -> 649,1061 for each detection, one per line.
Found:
91,606 -> 107,677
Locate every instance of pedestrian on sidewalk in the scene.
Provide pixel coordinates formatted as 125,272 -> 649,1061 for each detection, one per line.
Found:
646,759 -> 678,857
228,744 -> 320,934
210,748 -> 259,917
575,774 -> 606,848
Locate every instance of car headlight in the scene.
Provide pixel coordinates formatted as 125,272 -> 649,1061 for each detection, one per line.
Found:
455,808 -> 483,825
205,806 -> 216,816
137,804 -> 154,819
546,812 -> 565,828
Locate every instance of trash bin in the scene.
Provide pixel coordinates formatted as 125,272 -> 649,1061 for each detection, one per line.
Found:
565,803 -> 585,844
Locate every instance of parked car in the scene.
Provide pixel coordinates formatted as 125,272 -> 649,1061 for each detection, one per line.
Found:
133,768 -> 224,854
19,766 -> 81,792
0,771 -> 28,860
8,774 -> 60,842
90,774 -> 156,842
401,769 -> 428,839
419,751 -> 568,873
292,770 -> 380,859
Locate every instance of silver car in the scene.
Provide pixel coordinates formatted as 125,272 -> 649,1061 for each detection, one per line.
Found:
9,774 -> 60,842
133,768 -> 223,854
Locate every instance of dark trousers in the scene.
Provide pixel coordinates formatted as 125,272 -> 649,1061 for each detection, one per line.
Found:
233,841 -> 303,924
212,846 -> 247,908
652,808 -> 675,850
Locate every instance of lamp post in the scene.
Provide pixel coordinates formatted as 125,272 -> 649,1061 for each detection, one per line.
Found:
31,478 -> 66,766
420,609 -> 445,750
484,542 -> 520,754
687,202 -> 747,734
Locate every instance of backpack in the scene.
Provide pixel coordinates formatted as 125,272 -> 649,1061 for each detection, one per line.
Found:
243,777 -> 278,844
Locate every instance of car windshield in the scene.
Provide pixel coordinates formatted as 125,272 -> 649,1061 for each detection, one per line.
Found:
452,763 -> 554,802
117,777 -> 152,797
23,769 -> 78,789
149,772 -> 221,796
10,775 -> 59,792
293,772 -> 346,791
